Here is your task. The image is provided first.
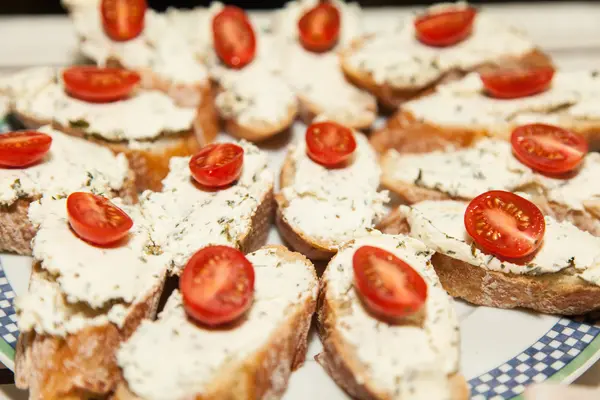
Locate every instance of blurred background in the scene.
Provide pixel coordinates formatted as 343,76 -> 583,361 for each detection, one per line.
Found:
0,0 -> 577,14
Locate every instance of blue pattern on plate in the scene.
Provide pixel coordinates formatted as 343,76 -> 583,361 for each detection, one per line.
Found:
0,259 -> 19,349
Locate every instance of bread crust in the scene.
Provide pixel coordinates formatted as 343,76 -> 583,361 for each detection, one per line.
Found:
222,103 -> 298,143
296,93 -> 376,132
239,188 -> 275,255
15,264 -> 167,400
112,245 -> 317,400
316,273 -> 469,400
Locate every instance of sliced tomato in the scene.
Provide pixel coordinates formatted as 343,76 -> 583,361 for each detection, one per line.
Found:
189,143 -> 244,188
480,66 -> 555,99
305,122 -> 357,167
298,3 -> 341,53
67,192 -> 133,246
212,6 -> 256,69
464,191 -> 545,259
101,0 -> 146,41
181,245 -> 255,326
511,123 -> 588,175
353,246 -> 427,320
0,131 -> 52,168
63,66 -> 141,103
414,6 -> 476,47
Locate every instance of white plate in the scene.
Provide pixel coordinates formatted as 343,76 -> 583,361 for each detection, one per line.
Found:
1,118 -> 599,400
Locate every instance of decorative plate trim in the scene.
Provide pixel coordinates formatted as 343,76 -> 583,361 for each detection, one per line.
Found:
0,259 -> 18,360
469,317 -> 600,399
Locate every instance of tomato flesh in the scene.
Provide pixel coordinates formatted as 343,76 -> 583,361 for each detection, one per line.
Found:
305,122 -> 357,167
189,143 -> 244,188
480,66 -> 555,99
298,3 -> 341,53
63,66 -> 141,103
353,246 -> 428,320
212,6 -> 256,69
181,245 -> 255,326
414,7 -> 476,47
67,192 -> 134,246
464,191 -> 545,259
0,131 -> 52,168
511,123 -> 588,175
101,0 -> 146,41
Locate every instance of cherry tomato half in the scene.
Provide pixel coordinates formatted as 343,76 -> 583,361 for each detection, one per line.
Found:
298,3 -> 341,53
464,191 -> 545,259
353,245 -> 428,320
181,245 -> 255,326
63,66 -> 141,103
414,6 -> 476,47
0,131 -> 52,168
305,121 -> 357,167
212,6 -> 257,69
67,192 -> 134,246
189,143 -> 244,188
101,0 -> 146,42
480,66 -> 555,99
511,123 -> 588,175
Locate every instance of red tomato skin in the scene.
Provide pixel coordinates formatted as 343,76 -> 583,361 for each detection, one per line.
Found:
305,122 -> 357,167
101,0 -> 147,42
0,131 -> 52,168
353,246 -> 428,320
511,123 -> 588,175
181,245 -> 255,326
67,192 -> 134,246
298,3 -> 341,53
414,7 -> 476,47
63,66 -> 141,103
189,143 -> 244,188
480,66 -> 555,99
464,190 -> 546,260
212,6 -> 257,69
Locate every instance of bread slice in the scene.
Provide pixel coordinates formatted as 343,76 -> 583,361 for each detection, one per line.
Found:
379,201 -> 600,315
317,234 -> 469,400
223,103 -> 298,143
296,92 -> 376,132
112,245 -> 318,400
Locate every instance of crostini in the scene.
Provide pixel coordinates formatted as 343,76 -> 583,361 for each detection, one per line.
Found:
2,66 -> 203,192
276,119 -> 388,260
113,245 -> 318,400
318,233 -> 468,400
274,0 -> 377,130
15,193 -> 169,399
341,2 -> 552,110
380,123 -> 600,237
0,125 -> 135,255
379,193 -> 600,315
141,140 -> 274,274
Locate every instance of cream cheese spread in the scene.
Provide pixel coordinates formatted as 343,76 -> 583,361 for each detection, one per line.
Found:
10,68 -> 196,142
280,126 -> 389,246
385,138 -> 600,211
345,3 -> 535,90
323,233 -> 460,400
0,125 -> 130,206
401,200 -> 600,285
117,247 -> 318,400
141,140 -> 273,275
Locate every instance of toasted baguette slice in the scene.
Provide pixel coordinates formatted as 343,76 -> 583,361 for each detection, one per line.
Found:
223,102 -> 298,143
276,128 -> 388,260
317,234 -> 468,400
113,245 -> 318,400
379,201 -> 600,315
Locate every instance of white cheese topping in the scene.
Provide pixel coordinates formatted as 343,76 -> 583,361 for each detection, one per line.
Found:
11,68 -> 196,141
142,140 -> 273,275
323,233 -> 460,400
345,4 -> 535,90
280,127 -> 389,246
117,247 -> 318,400
404,70 -> 600,129
28,196 -> 168,309
385,138 -> 600,211
0,67 -> 57,104
0,125 -> 129,206
401,201 -> 600,285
